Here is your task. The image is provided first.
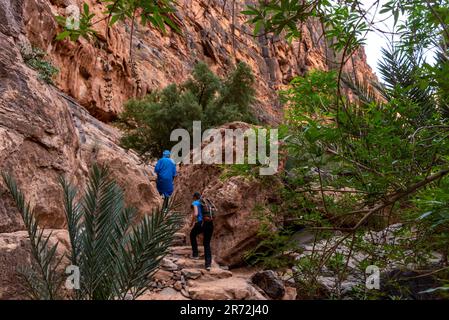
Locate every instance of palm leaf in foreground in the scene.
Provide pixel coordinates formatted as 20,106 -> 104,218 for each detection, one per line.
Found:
60,164 -> 182,300
2,173 -> 63,300
3,164 -> 182,300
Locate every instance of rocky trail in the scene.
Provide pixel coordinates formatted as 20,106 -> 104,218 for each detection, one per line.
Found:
139,232 -> 296,300
137,224 -> 444,301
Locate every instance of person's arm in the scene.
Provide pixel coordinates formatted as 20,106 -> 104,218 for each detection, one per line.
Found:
191,205 -> 198,225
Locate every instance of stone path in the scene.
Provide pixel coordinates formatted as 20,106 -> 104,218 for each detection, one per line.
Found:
138,232 -> 269,300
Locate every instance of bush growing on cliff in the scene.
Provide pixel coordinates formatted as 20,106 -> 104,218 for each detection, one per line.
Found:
2,165 -> 181,300
22,47 -> 59,85
118,61 -> 258,158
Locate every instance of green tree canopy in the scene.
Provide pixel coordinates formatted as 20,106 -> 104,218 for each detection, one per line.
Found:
118,61 -> 258,158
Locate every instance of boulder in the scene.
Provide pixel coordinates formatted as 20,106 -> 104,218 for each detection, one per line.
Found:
187,277 -> 266,300
159,287 -> 178,296
174,257 -> 205,269
153,269 -> 174,282
315,276 -> 360,297
200,268 -> 233,280
251,270 -> 285,299
161,258 -> 178,271
138,288 -> 190,300
181,268 -> 202,280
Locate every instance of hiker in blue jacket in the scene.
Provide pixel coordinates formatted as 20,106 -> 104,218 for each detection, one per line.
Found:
155,150 -> 177,209
190,192 -> 214,271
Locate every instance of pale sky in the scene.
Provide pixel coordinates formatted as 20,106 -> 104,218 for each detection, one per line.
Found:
362,0 -> 399,76
362,0 -> 437,78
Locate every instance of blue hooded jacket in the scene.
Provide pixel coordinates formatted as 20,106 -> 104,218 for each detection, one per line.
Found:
155,151 -> 177,197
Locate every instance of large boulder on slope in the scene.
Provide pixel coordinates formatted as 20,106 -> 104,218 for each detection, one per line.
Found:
187,277 -> 266,300
175,122 -> 284,267
251,270 -> 285,299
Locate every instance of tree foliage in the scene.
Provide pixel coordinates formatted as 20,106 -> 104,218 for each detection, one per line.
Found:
55,0 -> 179,42
118,61 -> 258,158
54,0 -> 180,64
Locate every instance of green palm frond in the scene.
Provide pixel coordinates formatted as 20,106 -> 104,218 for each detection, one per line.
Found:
434,42 -> 449,118
2,173 -> 63,300
114,208 -> 182,299
378,46 -> 414,92
59,176 -> 82,267
341,73 -> 382,106
79,165 -> 127,299
3,164 -> 181,300
61,164 -> 181,300
378,45 -> 436,123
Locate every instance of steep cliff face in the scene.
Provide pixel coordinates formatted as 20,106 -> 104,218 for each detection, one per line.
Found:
0,31 -> 160,233
0,0 -> 377,299
20,0 -> 376,123
0,12 -> 162,296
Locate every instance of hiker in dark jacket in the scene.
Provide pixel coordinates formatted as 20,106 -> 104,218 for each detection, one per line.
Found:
155,150 -> 177,209
190,192 -> 214,271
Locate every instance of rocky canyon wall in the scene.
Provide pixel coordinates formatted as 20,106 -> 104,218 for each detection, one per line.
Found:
19,0 -> 376,123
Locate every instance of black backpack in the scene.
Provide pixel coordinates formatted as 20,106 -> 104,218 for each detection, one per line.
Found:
200,197 -> 217,221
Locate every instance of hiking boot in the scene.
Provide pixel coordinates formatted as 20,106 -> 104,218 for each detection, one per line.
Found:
191,255 -> 199,260
205,266 -> 211,271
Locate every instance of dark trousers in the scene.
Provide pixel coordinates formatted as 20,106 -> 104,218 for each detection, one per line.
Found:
190,221 -> 214,268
